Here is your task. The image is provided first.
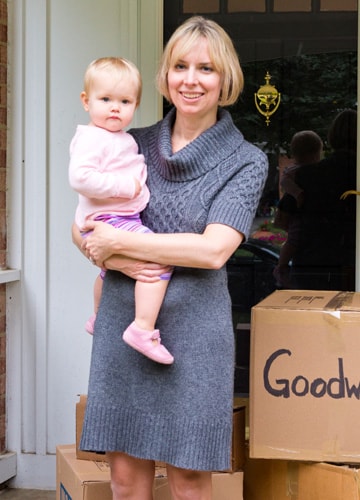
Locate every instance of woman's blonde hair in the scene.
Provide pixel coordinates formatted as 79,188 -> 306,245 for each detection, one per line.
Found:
83,57 -> 142,106
157,16 -> 244,107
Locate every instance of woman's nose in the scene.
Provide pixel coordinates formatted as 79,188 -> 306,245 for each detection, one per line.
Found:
184,67 -> 198,85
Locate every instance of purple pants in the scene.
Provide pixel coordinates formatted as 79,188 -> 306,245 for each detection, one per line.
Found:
83,213 -> 172,280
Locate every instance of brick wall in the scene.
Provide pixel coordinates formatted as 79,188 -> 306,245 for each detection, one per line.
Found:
0,0 -> 7,453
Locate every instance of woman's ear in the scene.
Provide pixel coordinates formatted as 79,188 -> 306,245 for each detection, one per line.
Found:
80,91 -> 89,111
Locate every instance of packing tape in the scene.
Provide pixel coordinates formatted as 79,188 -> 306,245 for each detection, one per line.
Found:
325,291 -> 353,310
286,461 -> 299,500
354,468 -> 360,495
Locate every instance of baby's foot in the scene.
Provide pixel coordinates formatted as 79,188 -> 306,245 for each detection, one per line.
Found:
123,321 -> 174,364
85,313 -> 96,335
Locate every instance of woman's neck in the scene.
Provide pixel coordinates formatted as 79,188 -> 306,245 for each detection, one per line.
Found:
171,112 -> 217,153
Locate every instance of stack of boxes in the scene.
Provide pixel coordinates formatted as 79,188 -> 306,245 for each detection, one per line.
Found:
57,289 -> 360,498
245,289 -> 360,499
56,396 -> 246,499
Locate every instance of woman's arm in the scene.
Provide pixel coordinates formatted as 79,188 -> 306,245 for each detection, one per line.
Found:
82,221 -> 244,270
71,223 -> 172,283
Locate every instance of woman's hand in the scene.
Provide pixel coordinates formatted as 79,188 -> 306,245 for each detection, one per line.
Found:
104,256 -> 172,283
72,222 -> 172,282
81,221 -> 121,266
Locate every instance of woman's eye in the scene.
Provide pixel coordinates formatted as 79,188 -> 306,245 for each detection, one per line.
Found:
174,63 -> 186,70
202,66 -> 213,72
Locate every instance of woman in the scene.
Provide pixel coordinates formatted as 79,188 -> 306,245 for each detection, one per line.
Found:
75,16 -> 268,500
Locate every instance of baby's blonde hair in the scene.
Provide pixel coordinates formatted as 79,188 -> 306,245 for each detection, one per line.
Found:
157,16 -> 244,107
83,57 -> 142,106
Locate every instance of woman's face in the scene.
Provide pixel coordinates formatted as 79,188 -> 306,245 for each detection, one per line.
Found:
167,37 -> 222,121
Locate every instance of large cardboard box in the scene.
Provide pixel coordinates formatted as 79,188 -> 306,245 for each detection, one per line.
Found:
56,445 -> 244,500
231,404 -> 246,471
154,469 -> 243,500
250,290 -> 360,462
234,323 -> 251,396
76,395 -> 246,471
244,454 -> 360,500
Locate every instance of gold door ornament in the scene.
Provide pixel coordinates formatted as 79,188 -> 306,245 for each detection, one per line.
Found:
254,71 -> 281,125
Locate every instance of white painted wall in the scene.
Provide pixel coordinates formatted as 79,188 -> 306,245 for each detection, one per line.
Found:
6,0 -> 162,489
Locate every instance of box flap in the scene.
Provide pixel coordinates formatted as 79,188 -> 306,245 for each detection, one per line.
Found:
57,445 -> 110,483
78,394 -> 87,405
253,290 -> 358,312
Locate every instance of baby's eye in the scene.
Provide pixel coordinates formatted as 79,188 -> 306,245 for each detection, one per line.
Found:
101,97 -> 110,102
122,99 -> 130,105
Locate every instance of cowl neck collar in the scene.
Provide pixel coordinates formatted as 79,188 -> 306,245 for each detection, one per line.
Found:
150,107 -> 243,182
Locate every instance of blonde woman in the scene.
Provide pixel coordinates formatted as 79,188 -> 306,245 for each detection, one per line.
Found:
75,16 -> 268,500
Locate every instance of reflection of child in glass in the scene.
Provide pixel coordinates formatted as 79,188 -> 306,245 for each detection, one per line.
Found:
69,57 -> 173,364
273,130 -> 323,287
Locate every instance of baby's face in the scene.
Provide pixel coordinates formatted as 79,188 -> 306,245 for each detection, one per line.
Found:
82,71 -> 138,132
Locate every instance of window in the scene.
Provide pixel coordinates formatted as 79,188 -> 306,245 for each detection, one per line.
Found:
183,0 -> 220,14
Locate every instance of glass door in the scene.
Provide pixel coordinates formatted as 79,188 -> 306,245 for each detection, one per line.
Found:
164,0 -> 357,293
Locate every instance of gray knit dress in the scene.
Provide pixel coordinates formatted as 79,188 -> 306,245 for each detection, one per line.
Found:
80,107 -> 268,471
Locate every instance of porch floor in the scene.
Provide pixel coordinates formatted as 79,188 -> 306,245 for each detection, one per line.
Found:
0,490 -> 55,499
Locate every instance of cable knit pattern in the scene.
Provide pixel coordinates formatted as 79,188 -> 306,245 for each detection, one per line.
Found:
134,108 -> 268,237
80,107 -> 268,471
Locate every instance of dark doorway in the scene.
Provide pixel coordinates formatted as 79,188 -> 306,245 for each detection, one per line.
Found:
163,1 -> 358,396
163,0 -> 358,293
164,1 -> 357,62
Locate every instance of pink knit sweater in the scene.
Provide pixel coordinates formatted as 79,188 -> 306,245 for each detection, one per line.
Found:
69,125 -> 150,229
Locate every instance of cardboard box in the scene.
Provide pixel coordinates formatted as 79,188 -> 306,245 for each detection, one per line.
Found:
154,468 -> 243,500
76,395 -> 246,471
231,404 -> 246,471
250,290 -> 360,462
56,445 -> 243,500
244,454 -> 360,500
57,445 -> 111,500
234,323 -> 251,396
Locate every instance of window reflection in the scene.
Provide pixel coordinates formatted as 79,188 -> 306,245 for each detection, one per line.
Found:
228,0 -> 265,12
164,1 -> 358,292
181,0 -> 357,13
320,0 -> 357,10
273,0 -> 311,11
183,0 -> 219,14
